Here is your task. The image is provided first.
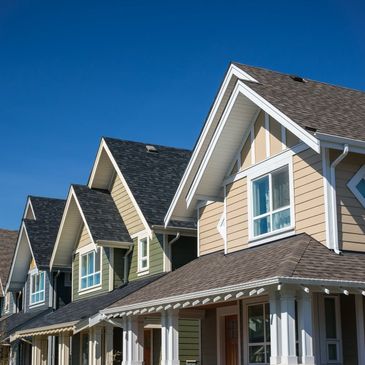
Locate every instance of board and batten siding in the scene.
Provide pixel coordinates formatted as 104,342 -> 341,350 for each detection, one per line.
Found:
78,225 -> 91,249
226,177 -> 248,253
198,202 -> 224,255
128,233 -> 164,281
111,175 -> 145,236
293,148 -> 326,244
335,152 -> 365,252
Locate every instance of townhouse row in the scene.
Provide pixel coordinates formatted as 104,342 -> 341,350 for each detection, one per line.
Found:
1,63 -> 365,365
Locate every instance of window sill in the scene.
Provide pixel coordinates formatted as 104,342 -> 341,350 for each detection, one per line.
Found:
137,269 -> 150,277
78,285 -> 102,295
29,301 -> 45,309
248,228 -> 295,247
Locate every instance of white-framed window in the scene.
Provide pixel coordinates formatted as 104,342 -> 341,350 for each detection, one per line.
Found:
80,248 -> 101,290
138,237 -> 149,272
249,163 -> 294,241
347,165 -> 365,208
30,271 -> 45,305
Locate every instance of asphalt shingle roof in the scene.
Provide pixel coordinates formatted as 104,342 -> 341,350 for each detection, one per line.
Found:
233,63 -> 365,142
108,233 -> 365,309
17,273 -> 163,333
104,138 -> 194,227
0,229 -> 18,290
24,197 -> 66,269
72,185 -> 131,243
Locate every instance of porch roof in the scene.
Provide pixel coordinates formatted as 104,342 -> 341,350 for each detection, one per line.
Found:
104,233 -> 365,315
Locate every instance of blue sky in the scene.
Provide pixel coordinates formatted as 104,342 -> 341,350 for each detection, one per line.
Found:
0,0 -> 364,229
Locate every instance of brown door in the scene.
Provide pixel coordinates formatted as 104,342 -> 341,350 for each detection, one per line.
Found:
225,315 -> 238,365
144,329 -> 152,365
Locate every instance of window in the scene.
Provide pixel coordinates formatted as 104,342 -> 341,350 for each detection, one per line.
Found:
251,165 -> 292,238
138,237 -> 149,272
324,297 -> 341,363
347,165 -> 365,208
80,248 -> 101,290
247,303 -> 270,364
30,271 -> 45,305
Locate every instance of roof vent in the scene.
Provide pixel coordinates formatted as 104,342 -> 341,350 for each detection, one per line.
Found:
305,126 -> 317,133
290,75 -> 306,83
146,145 -> 158,153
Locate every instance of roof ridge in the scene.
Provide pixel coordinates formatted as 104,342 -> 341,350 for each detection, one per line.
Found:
288,234 -> 313,277
29,195 -> 65,202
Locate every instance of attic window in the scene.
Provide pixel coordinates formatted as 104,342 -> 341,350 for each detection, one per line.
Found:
348,165 -> 365,208
290,75 -> 306,83
146,145 -> 158,153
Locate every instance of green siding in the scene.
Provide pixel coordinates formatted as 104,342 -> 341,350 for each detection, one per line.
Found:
113,248 -> 126,289
128,233 -> 164,281
179,319 -> 201,364
72,247 -> 111,301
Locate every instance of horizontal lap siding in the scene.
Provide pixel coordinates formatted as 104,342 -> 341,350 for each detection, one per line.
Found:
198,202 -> 224,255
226,177 -> 248,253
179,319 -> 200,365
111,175 -> 145,236
293,149 -> 326,244
77,225 -> 91,250
335,152 -> 365,252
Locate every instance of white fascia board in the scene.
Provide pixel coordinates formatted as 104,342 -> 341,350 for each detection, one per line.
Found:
316,132 -> 365,154
96,139 -> 151,237
6,222 -> 35,292
164,64 -> 258,227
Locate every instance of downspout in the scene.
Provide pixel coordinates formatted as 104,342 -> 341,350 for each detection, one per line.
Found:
168,232 -> 181,246
123,246 -> 133,284
330,144 -> 349,254
167,233 -> 181,272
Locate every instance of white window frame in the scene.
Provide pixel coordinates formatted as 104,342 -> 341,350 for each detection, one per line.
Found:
79,248 -> 102,292
247,156 -> 295,245
347,164 -> 365,208
29,270 -> 46,306
138,236 -> 149,274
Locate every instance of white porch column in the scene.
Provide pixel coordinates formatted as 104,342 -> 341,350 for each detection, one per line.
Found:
269,291 -> 281,365
105,323 -> 114,365
122,316 -> 144,365
280,289 -> 298,365
161,309 -> 179,365
58,333 -> 70,365
297,293 -> 315,365
31,337 -> 41,365
355,295 -> 365,365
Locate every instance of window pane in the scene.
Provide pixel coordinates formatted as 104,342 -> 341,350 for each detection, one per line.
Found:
39,273 -> 44,290
272,208 -> 291,231
248,305 -> 265,343
141,258 -> 147,269
88,275 -> 94,287
81,255 -> 87,276
328,344 -> 338,361
95,249 -> 100,272
253,176 -> 270,216
94,272 -> 101,285
254,216 -> 270,236
272,167 -> 289,210
141,239 -> 147,257
39,292 -> 44,302
81,278 -> 87,289
356,178 -> 365,198
325,298 -> 337,339
88,252 -> 95,274
249,345 -> 265,363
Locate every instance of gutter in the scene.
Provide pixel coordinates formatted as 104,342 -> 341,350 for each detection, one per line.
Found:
330,144 -> 349,254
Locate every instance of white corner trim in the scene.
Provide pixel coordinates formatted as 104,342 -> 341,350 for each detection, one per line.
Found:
347,164 -> 365,208
281,125 -> 287,151
264,112 -> 270,159
322,148 -> 332,249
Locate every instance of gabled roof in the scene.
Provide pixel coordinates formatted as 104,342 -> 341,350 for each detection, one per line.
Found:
0,229 -> 18,295
103,138 -> 192,227
234,63 -> 365,142
72,184 -> 131,243
104,233 -> 365,313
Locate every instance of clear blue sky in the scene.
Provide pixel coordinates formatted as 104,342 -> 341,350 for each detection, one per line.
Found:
0,0 -> 364,229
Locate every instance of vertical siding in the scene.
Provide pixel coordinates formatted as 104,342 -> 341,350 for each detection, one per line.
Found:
198,202 -> 224,255
240,137 -> 251,170
335,152 -> 365,252
128,233 -> 164,282
77,225 -> 92,249
226,177 -> 248,253
269,117 -> 282,156
286,130 -> 299,148
111,175 -> 145,236
293,149 -> 326,244
254,111 -> 266,163
178,319 -> 200,365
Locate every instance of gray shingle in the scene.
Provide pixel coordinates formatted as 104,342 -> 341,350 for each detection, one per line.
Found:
0,229 -> 18,289
72,185 -> 131,243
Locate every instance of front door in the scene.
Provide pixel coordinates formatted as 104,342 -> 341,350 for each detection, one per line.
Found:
225,315 -> 238,365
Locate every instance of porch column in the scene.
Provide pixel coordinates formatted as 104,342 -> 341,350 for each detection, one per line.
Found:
280,289 -> 298,365
31,337 -> 42,365
161,309 -> 179,365
122,316 -> 144,365
269,291 -> 281,365
58,333 -> 70,365
355,295 -> 365,365
105,323 -> 114,365
297,293 -> 315,364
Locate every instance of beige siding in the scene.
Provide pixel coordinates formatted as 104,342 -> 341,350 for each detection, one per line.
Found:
269,117 -> 282,156
335,152 -> 365,252
198,202 -> 224,255
240,136 -> 251,170
77,225 -> 92,250
226,177 -> 248,253
293,149 -> 326,244
111,175 -> 145,236
286,130 -> 299,148
254,111 -> 266,163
